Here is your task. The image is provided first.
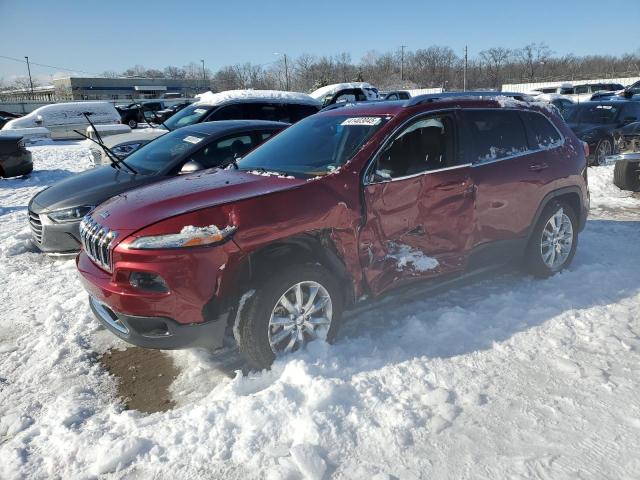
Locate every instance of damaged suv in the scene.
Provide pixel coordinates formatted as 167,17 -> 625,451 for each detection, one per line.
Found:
77,96 -> 589,369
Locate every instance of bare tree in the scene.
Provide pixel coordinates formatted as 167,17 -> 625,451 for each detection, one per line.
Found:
479,47 -> 512,89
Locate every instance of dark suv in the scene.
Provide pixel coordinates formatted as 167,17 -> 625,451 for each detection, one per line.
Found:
77,97 -> 589,369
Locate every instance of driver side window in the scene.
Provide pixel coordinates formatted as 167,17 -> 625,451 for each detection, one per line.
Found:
374,113 -> 456,180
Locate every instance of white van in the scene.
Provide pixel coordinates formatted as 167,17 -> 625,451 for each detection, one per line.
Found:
1,102 -> 121,140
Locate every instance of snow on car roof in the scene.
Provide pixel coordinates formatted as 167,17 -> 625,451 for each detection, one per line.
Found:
3,101 -> 119,130
194,89 -> 320,107
309,82 -> 375,100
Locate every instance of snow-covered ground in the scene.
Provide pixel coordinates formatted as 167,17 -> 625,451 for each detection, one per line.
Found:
1,146 -> 640,479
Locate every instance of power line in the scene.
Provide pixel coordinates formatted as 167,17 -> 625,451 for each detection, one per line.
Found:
0,54 -> 102,76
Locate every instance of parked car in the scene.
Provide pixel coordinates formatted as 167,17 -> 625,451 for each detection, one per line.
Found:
592,80 -> 640,101
1,102 -> 121,140
0,135 -> 32,178
153,102 -> 191,123
533,83 -> 575,95
611,121 -> 640,191
565,101 -> 640,165
568,83 -> 625,103
28,120 -> 287,254
116,101 -> 165,129
383,90 -> 411,100
90,90 -> 321,164
310,82 -> 379,107
76,97 -> 589,369
531,93 -> 575,117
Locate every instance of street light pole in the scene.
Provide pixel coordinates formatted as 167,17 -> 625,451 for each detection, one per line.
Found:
24,56 -> 34,98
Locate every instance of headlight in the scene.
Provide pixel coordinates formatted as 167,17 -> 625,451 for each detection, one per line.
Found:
128,225 -> 237,250
48,206 -> 94,223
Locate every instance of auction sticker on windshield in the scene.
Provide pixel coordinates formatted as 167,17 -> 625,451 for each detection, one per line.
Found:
183,135 -> 204,144
341,117 -> 382,126
193,108 -> 208,115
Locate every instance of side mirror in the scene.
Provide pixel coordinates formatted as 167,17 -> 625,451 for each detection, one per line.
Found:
179,159 -> 204,174
34,115 -> 44,126
371,169 -> 392,183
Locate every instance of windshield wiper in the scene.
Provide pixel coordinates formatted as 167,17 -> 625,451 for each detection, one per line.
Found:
76,112 -> 138,174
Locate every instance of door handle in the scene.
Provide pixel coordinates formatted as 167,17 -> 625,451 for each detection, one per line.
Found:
463,184 -> 477,199
529,162 -> 549,172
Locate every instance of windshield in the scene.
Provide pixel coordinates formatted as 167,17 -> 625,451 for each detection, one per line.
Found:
237,114 -> 388,176
123,129 -> 206,175
163,103 -> 212,130
566,104 -> 620,124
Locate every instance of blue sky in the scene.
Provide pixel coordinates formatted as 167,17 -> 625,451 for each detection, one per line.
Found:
1,0 -> 638,82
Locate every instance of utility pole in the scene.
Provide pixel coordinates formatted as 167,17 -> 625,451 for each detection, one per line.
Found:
24,56 -> 34,98
463,46 -> 468,92
201,59 -> 206,90
284,53 -> 289,91
274,52 -> 290,91
400,45 -> 407,82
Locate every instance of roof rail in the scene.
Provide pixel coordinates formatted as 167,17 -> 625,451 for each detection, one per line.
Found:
405,91 -> 530,107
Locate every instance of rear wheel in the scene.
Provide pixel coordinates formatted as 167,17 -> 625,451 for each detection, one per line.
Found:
128,119 -> 138,129
613,160 -> 640,191
525,201 -> 578,278
593,138 -> 613,166
235,264 -> 343,369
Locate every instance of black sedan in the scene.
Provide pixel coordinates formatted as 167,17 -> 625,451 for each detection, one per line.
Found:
28,120 -> 288,254
565,101 -> 640,165
116,101 -> 165,129
0,135 -> 32,178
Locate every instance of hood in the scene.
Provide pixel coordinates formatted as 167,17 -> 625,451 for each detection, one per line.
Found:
567,123 -> 611,140
101,128 -> 167,148
30,166 -> 156,213
93,168 -> 306,231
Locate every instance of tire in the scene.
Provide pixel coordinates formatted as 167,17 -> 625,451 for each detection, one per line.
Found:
235,264 -> 343,369
128,119 -> 138,129
613,160 -> 640,191
525,200 -> 578,278
592,138 -> 613,166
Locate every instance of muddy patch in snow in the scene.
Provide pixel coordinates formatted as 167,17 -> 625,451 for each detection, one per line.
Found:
100,347 -> 178,413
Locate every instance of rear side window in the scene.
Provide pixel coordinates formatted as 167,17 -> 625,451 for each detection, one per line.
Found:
520,111 -> 562,149
288,104 -> 319,122
463,110 -> 529,163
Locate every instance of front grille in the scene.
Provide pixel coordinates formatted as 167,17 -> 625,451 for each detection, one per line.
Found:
79,216 -> 118,272
28,210 -> 43,243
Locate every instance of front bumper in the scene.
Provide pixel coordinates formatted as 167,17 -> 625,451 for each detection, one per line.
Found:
89,296 -> 227,349
27,209 -> 81,254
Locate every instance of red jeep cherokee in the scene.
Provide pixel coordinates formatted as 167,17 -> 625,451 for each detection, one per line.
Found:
77,97 -> 589,368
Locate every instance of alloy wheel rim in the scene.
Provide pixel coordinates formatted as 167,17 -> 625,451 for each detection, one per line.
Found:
540,208 -> 574,270
596,141 -> 611,165
268,281 -> 333,354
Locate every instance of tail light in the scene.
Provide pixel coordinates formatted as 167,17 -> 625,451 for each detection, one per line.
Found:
582,141 -> 589,158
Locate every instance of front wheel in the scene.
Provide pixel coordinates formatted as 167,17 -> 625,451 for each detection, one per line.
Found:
235,264 -> 343,369
593,138 -> 613,166
525,201 -> 578,278
128,119 -> 138,129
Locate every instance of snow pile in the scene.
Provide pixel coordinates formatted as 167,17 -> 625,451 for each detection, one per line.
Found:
195,90 -> 320,107
386,243 -> 439,272
588,164 -> 640,216
1,148 -> 640,478
3,102 -> 120,130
